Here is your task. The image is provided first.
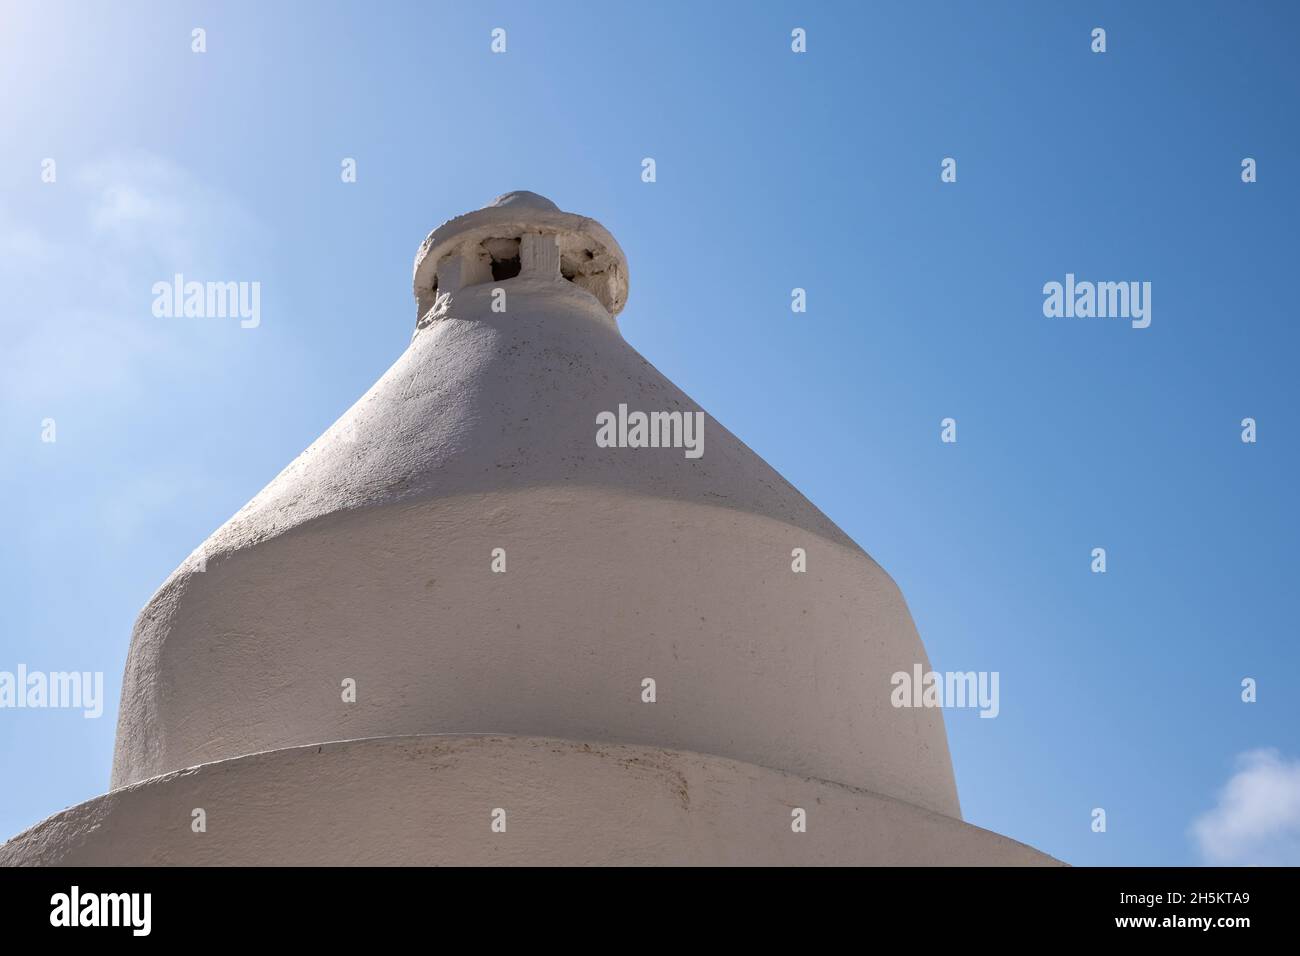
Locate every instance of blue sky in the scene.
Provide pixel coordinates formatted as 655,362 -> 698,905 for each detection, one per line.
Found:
2,1 -> 1297,865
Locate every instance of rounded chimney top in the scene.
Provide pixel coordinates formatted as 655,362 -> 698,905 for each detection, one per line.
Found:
413,191 -> 629,324
486,190 -> 561,211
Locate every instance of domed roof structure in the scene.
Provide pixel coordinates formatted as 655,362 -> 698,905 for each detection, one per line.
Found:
3,193 -> 1058,866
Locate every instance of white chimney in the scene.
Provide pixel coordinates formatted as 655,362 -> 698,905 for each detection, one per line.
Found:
3,193 -> 1058,865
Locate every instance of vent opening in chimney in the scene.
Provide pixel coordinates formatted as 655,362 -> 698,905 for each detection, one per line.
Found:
491,255 -> 522,281
482,237 -> 522,281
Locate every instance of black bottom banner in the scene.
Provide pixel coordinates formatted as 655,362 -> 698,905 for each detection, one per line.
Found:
0,865 -> 1284,941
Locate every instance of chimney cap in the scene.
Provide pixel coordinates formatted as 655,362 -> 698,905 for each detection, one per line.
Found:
413,191 -> 629,316
485,190 -> 561,211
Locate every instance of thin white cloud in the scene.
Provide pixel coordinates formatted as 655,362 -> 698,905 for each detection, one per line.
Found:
77,154 -> 260,268
0,153 -> 275,552
1191,749 -> 1300,865
0,153 -> 264,404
